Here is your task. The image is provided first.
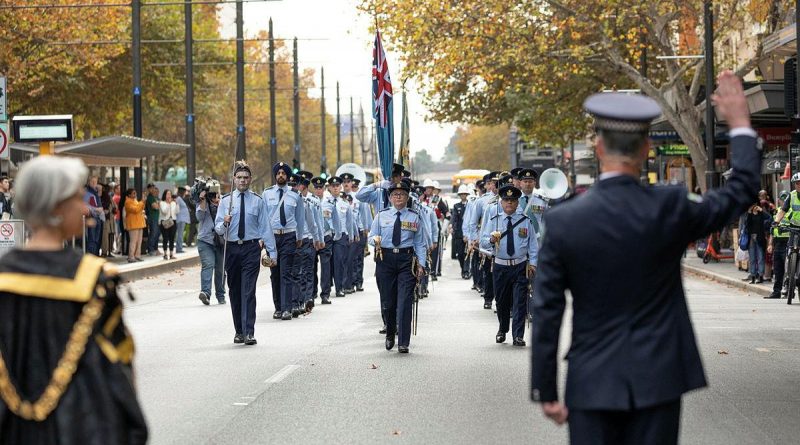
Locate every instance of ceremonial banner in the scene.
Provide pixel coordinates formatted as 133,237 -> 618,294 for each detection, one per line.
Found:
372,31 -> 394,179
398,89 -> 410,166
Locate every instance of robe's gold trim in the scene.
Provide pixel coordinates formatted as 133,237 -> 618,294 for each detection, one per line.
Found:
0,296 -> 105,422
102,306 -> 122,337
0,255 -> 107,302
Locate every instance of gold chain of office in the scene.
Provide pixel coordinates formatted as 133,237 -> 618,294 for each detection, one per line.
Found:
0,295 -> 105,422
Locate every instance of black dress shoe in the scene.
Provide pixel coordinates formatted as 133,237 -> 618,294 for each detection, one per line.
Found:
764,294 -> 782,299
356,286 -> 364,292
292,307 -> 301,318
513,337 -> 526,347
335,291 -> 346,297
484,302 -> 492,310
233,334 -> 245,344
379,325 -> 387,334
344,288 -> 355,294
273,311 -> 282,319
750,277 -> 756,284
385,337 -> 395,350
305,300 -> 314,312
281,311 -> 292,320
244,335 -> 257,345
757,276 -> 764,284
398,346 -> 409,353
431,275 -> 438,281
321,297 -> 332,304
199,292 -> 210,306
496,332 -> 506,343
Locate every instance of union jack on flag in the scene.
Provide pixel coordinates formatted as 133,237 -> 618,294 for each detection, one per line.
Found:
372,31 -> 393,129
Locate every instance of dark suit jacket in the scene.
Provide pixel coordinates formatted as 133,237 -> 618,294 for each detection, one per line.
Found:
531,134 -> 761,410
451,202 -> 466,238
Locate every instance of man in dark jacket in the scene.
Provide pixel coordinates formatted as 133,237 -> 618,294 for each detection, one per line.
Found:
530,71 -> 760,445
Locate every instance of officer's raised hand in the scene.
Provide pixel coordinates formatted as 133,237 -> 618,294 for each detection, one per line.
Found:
711,70 -> 750,129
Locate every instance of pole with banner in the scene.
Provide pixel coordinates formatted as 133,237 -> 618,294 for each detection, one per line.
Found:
398,87 -> 410,166
372,31 -> 394,180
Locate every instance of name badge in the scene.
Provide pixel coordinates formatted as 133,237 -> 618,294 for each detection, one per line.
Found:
323,210 -> 332,218
518,227 -> 528,238
401,221 -> 418,232
530,205 -> 545,214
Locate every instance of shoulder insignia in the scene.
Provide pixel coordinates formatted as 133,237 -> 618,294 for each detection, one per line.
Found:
249,191 -> 263,199
407,208 -> 418,214
222,193 -> 231,199
687,192 -> 703,204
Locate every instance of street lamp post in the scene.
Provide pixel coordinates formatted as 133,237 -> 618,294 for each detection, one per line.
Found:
704,0 -> 716,190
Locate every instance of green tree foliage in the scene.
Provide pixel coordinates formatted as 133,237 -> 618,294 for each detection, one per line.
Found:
412,148 -> 434,174
453,125 -> 509,172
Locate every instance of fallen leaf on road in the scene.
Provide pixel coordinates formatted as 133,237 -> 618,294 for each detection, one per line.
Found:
370,364 -> 378,370
391,430 -> 401,436
717,350 -> 729,355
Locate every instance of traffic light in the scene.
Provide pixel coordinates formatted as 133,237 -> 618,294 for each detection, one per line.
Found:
320,165 -> 328,180
292,158 -> 300,174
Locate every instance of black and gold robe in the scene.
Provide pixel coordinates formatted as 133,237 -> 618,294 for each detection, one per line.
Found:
0,249 -> 148,444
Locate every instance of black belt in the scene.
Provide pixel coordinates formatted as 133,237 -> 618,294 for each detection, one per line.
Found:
227,239 -> 259,245
381,247 -> 414,254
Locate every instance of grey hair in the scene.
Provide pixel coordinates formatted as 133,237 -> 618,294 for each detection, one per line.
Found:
597,129 -> 649,157
14,156 -> 88,227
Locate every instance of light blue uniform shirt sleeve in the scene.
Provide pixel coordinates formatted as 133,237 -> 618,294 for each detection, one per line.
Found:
413,215 -> 427,267
429,209 -> 439,242
368,213 -> 381,247
348,208 -> 358,240
479,217 -> 493,253
462,200 -> 473,236
526,218 -> 539,266
294,193 -> 305,241
259,198 -> 278,257
214,195 -> 229,236
331,200 -> 342,240
314,202 -> 325,242
468,197 -> 485,241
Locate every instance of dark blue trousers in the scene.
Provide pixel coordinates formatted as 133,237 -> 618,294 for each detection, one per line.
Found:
568,399 -> 681,445
224,241 -> 260,336
471,249 -> 481,287
270,232 -> 298,312
332,234 -> 349,292
352,236 -> 367,287
294,238 -> 315,305
316,236 -> 333,298
481,256 -> 494,303
375,250 -> 416,347
492,262 -> 528,338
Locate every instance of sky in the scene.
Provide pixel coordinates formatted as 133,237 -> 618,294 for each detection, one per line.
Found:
218,0 -> 458,162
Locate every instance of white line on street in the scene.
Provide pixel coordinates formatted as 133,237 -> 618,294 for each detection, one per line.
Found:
232,402 -> 249,406
264,365 -> 301,384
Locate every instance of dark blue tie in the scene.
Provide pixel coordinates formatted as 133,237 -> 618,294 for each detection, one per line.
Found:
238,192 -> 246,240
506,216 -> 515,256
383,188 -> 389,208
278,188 -> 287,226
392,211 -> 402,246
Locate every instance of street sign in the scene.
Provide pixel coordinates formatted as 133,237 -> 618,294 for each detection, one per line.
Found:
0,220 -> 24,258
657,144 -> 690,156
0,77 -> 6,121
0,121 -> 8,160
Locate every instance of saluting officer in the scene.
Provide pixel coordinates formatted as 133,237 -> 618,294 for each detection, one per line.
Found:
313,176 -> 341,304
531,72 -> 760,444
295,171 -> 324,314
451,184 -> 471,279
328,176 -> 354,297
356,162 -> 406,210
480,185 -> 537,347
262,162 -> 306,321
215,161 -> 277,345
369,181 -> 427,353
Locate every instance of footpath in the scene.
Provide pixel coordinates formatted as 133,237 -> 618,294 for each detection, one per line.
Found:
107,245 -> 200,281
682,251 -> 774,297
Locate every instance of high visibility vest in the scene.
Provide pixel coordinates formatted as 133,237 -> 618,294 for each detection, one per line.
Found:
790,191 -> 800,224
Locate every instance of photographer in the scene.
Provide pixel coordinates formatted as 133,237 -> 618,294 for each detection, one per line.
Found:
196,187 -> 225,305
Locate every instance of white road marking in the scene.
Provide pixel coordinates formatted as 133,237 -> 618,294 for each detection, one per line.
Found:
264,365 -> 301,384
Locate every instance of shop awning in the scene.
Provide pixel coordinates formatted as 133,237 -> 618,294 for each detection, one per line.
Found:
9,135 -> 188,167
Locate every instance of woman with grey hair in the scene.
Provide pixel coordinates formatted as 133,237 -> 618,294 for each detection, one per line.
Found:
0,156 -> 148,443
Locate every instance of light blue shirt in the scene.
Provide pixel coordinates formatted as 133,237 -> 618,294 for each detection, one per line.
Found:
468,191 -> 495,242
368,206 -> 428,267
176,196 -> 191,224
360,200 -> 374,231
356,180 -> 392,211
462,196 -> 476,236
301,193 -> 324,242
214,189 -> 277,257
479,211 -> 538,266
262,185 -> 305,240
196,202 -> 217,245
320,194 -> 342,240
335,196 -> 356,239
519,192 -> 548,243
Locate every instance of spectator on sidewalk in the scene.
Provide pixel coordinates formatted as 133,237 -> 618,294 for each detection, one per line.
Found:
124,188 -> 146,262
146,184 -> 161,256
767,190 -> 792,299
159,189 -> 178,260
744,204 -> 771,284
113,183 -> 126,255
0,174 -> 12,219
758,190 -> 775,214
196,189 -> 225,305
175,187 -> 191,254
84,176 -> 103,256
100,183 -> 116,257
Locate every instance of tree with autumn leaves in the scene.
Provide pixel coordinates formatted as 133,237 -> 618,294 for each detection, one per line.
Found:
361,0 -> 790,191
0,2 -> 340,188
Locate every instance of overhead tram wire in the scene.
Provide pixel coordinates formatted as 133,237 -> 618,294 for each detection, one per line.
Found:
40,38 -> 328,46
0,0 -> 280,10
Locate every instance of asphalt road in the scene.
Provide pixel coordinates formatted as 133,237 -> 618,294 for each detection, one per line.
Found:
124,255 -> 800,445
